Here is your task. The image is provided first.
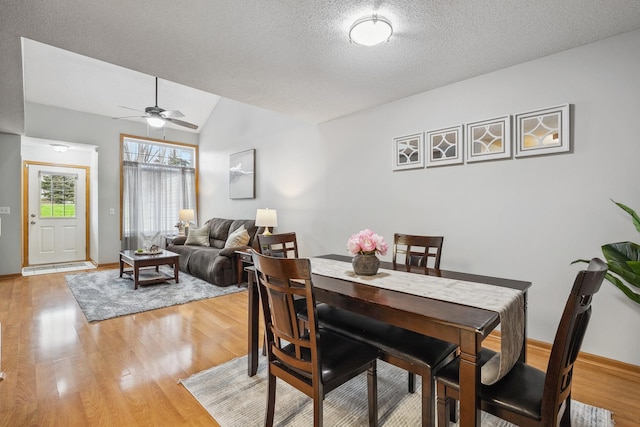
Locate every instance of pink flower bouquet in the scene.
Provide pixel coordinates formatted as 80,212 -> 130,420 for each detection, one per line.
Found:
347,229 -> 388,256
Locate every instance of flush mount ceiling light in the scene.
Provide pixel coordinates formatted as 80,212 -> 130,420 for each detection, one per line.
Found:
349,14 -> 393,46
50,144 -> 69,152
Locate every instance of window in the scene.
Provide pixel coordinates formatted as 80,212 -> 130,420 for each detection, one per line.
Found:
39,172 -> 77,218
120,135 -> 198,250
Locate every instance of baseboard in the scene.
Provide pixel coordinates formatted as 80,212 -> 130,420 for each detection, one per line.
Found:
0,273 -> 22,280
98,262 -> 120,269
488,331 -> 640,379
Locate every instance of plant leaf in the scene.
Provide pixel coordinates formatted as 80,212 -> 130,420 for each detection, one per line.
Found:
612,199 -> 640,234
601,242 -> 640,288
604,272 -> 640,305
602,241 -> 640,262
628,260 -> 640,275
570,259 -> 591,265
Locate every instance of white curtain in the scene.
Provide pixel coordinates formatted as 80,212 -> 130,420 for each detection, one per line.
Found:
122,161 -> 196,250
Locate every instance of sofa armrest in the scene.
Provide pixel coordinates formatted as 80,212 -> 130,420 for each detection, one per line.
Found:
219,245 -> 253,257
170,235 -> 187,245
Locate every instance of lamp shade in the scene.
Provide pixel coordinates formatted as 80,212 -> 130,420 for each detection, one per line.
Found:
179,209 -> 195,222
255,208 -> 277,227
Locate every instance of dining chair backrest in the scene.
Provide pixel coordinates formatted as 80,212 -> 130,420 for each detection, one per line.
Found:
392,233 -> 443,270
257,232 -> 299,258
541,257 -> 607,422
252,252 -> 317,387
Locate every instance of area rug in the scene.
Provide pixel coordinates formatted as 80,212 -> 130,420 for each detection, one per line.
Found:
66,266 -> 244,322
180,355 -> 614,426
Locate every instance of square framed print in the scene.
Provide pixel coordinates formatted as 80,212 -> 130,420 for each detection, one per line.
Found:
229,149 -> 255,199
392,133 -> 424,171
465,116 -> 511,163
426,125 -> 464,167
514,104 -> 570,157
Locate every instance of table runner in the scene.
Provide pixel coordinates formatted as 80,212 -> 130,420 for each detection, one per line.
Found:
310,257 -> 525,385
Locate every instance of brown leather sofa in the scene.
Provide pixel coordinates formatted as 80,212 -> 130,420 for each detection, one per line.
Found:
167,217 -> 258,286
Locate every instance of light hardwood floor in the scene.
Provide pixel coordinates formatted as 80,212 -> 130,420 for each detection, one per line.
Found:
0,267 -> 638,426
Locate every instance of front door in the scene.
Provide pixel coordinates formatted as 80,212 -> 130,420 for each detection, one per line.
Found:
26,163 -> 88,265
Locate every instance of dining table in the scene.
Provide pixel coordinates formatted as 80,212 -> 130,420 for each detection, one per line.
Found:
246,253 -> 531,427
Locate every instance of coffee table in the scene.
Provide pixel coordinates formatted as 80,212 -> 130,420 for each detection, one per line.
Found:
119,249 -> 180,290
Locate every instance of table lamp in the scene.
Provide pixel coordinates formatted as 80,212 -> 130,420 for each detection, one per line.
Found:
255,208 -> 277,235
179,209 -> 195,236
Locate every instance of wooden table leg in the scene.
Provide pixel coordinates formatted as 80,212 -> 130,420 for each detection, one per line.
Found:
458,330 -> 481,427
247,272 -> 259,376
236,256 -> 243,286
134,265 -> 140,290
173,258 -> 179,283
119,255 -> 124,278
519,292 -> 528,363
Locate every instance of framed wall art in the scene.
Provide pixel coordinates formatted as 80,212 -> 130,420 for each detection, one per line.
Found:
392,133 -> 424,171
514,104 -> 570,157
426,125 -> 464,167
465,116 -> 511,163
229,149 -> 255,199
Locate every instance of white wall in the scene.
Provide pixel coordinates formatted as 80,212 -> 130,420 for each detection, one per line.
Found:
0,133 -> 22,275
198,29 -> 640,365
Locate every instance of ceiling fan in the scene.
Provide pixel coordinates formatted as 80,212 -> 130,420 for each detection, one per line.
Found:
113,77 -> 198,130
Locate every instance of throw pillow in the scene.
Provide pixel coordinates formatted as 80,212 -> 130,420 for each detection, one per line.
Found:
185,226 -> 210,246
225,224 -> 250,248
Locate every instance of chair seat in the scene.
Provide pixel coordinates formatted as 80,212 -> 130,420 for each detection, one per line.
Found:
312,304 -> 458,369
278,328 -> 379,389
435,349 -> 546,420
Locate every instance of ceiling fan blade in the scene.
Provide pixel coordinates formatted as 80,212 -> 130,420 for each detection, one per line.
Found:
117,105 -> 145,113
161,110 -> 185,119
112,115 -> 147,120
165,117 -> 198,130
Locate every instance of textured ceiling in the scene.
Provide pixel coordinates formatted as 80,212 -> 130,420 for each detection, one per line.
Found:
2,0 -> 640,132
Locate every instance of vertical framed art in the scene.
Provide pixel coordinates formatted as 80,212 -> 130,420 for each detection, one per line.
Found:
426,125 -> 464,167
392,133 -> 424,170
514,104 -> 570,157
229,149 -> 255,199
465,116 -> 511,163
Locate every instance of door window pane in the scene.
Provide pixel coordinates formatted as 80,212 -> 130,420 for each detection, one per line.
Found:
40,173 -> 76,218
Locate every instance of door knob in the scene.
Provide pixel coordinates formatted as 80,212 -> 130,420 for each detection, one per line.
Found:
30,221 -> 36,225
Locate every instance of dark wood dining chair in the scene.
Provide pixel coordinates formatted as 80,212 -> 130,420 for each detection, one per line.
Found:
392,233 -> 445,393
257,232 -> 307,325
256,232 -> 299,258
252,251 -> 379,427
314,233 -> 457,427
392,233 -> 443,270
435,257 -> 608,427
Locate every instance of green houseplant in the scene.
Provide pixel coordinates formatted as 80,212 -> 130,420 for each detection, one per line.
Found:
574,200 -> 640,305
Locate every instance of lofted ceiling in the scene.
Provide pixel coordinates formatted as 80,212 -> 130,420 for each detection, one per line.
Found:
2,0 -> 640,134
22,40 -> 220,134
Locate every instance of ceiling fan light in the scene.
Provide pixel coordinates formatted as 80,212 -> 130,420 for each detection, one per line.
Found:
349,14 -> 393,46
147,116 -> 165,128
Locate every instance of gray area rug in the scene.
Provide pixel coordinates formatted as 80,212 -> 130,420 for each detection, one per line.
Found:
180,355 -> 614,426
66,266 -> 244,322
